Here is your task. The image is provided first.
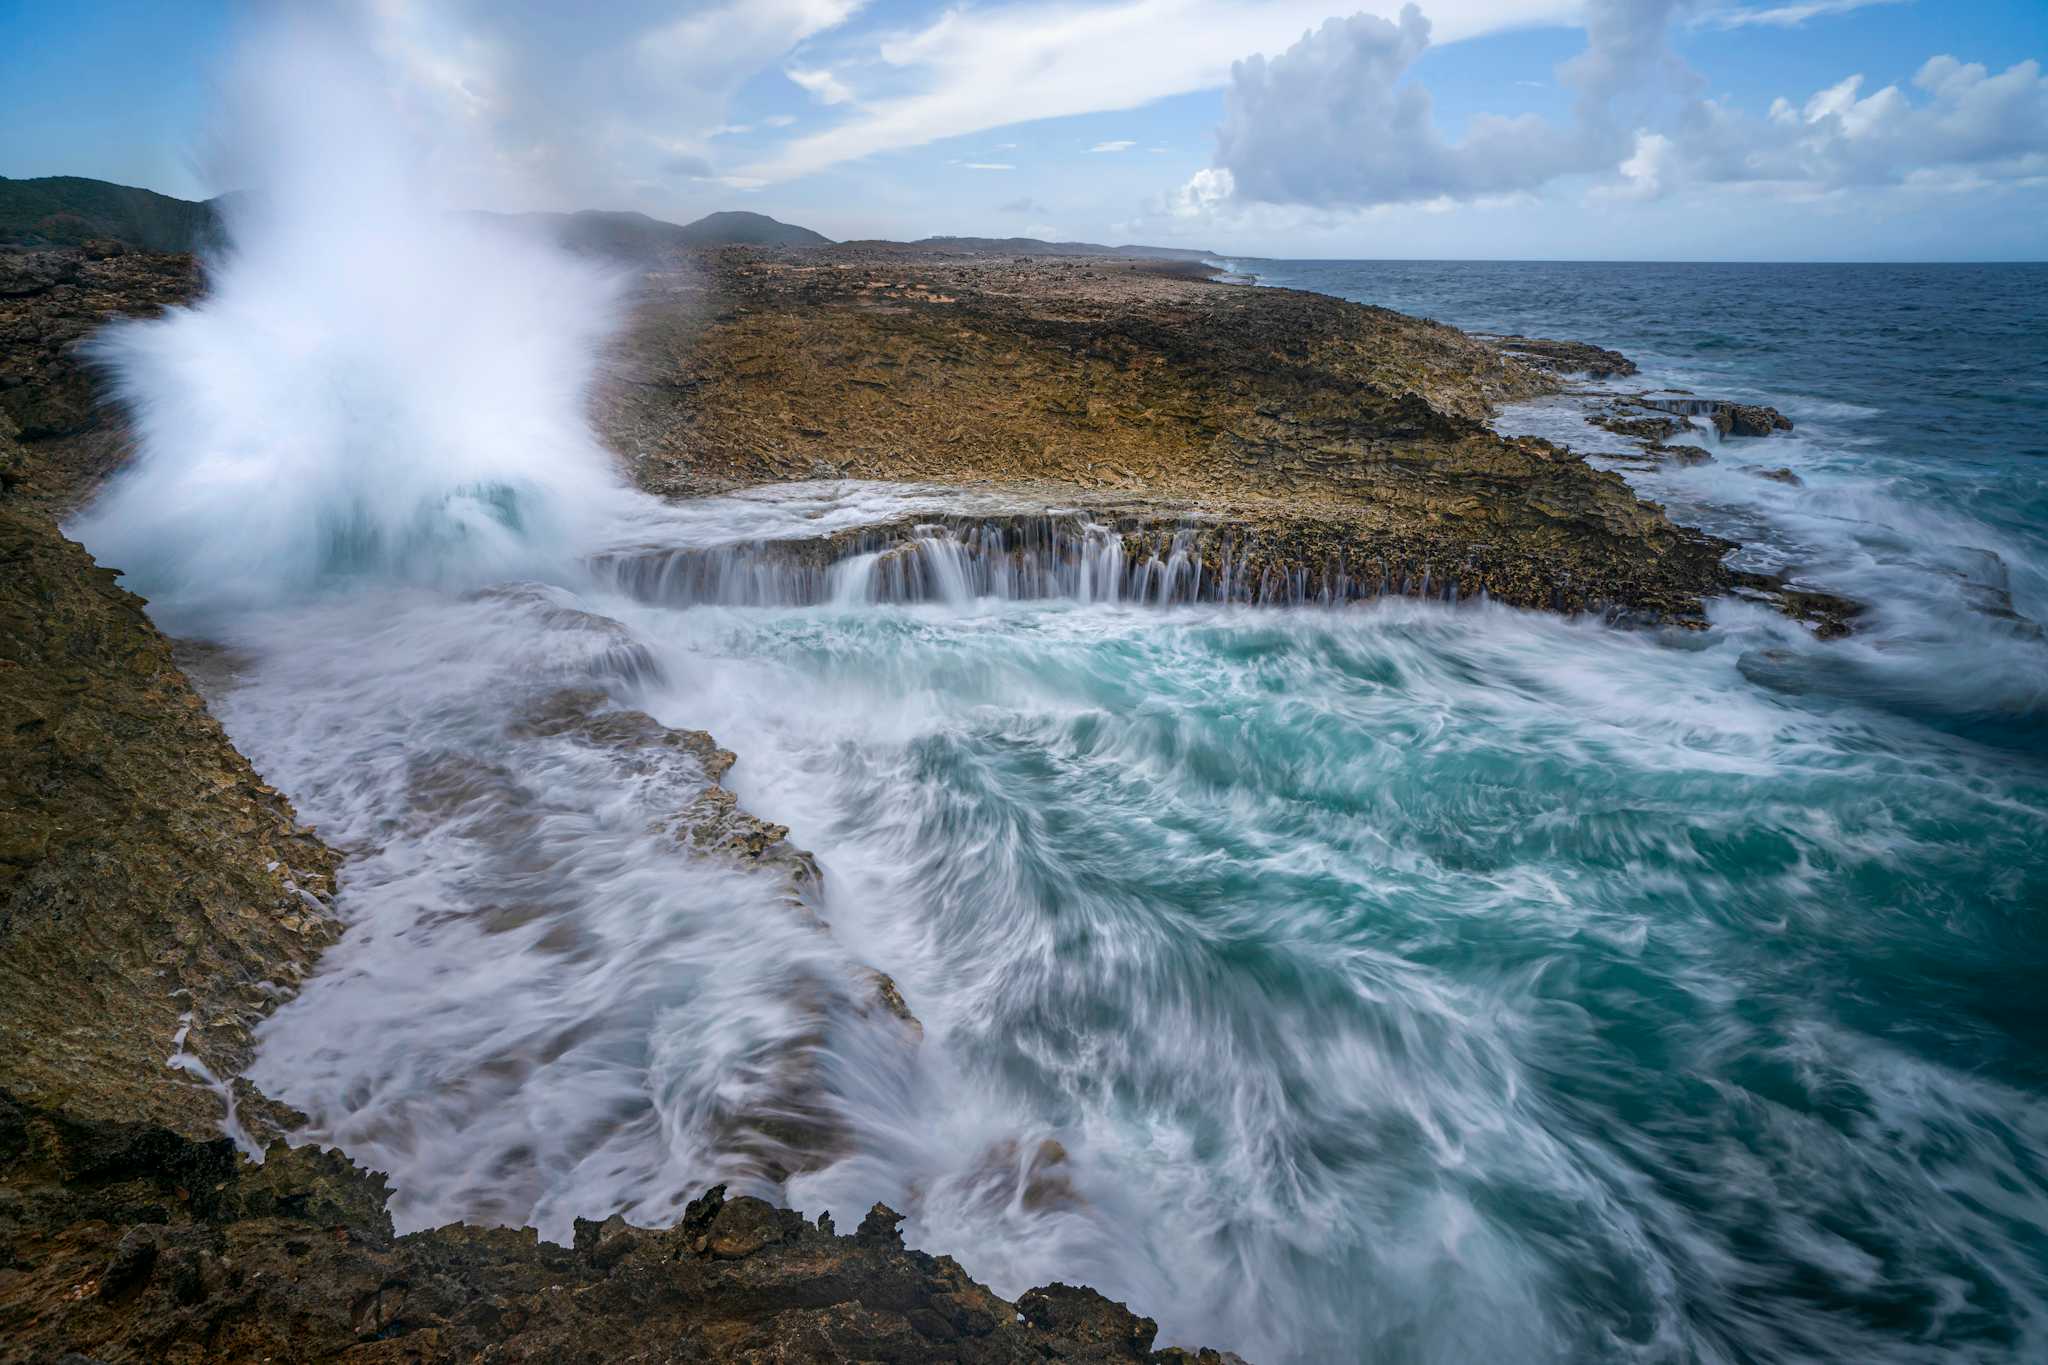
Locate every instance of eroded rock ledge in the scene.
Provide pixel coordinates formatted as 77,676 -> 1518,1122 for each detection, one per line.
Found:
0,1091 -> 1240,1364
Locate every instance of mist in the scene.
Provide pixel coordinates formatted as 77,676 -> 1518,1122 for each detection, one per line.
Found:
70,14 -> 631,620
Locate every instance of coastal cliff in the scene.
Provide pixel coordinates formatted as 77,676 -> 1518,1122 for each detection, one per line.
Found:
3,240 -> 1771,1361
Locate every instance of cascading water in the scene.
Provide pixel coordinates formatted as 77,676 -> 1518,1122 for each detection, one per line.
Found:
62,24 -> 2048,1365
592,510 -> 1461,611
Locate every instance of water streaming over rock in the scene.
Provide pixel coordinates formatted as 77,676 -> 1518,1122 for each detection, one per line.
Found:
591,511 -> 1474,612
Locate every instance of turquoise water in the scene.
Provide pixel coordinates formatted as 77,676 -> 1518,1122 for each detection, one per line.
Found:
631,590 -> 2048,1364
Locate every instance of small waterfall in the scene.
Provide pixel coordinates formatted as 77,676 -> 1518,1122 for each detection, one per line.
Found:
589,514 -> 1475,612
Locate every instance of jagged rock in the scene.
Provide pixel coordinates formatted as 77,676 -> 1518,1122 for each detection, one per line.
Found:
1751,466 -> 1803,485
1716,403 -> 1793,438
856,1202 -> 907,1248
0,428 -> 338,1141
0,248 -> 196,446
0,1095 -> 1233,1362
0,250 -> 80,297
1481,334 -> 1638,378
1593,407 -> 1684,442
1650,443 -> 1715,466
1732,572 -> 1864,639
1631,395 -> 1791,439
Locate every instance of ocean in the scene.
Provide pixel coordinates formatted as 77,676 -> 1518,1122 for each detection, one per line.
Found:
80,250 -> 2048,1364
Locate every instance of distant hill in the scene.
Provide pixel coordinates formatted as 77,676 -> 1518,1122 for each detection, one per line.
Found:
483,208 -> 832,257
0,175 -> 222,252
1,177 -> 832,258
906,235 -> 1217,261
1,176 -> 1209,264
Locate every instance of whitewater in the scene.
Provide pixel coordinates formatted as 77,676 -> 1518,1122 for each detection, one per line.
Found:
69,33 -> 2048,1365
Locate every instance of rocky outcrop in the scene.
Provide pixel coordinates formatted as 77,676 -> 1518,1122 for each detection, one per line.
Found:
1717,403 -> 1793,438
1479,334 -> 1638,378
1592,412 -> 1682,443
0,1091 -> 1244,1364
0,248 -> 197,462
596,493 -> 1735,623
2,381 -> 336,1144
1631,395 -> 1792,438
600,250 -> 1743,624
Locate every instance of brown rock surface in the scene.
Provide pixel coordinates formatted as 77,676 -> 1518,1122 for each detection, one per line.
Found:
1478,333 -> 1638,378
1,308 -> 336,1143
598,248 -> 1740,622
0,1092 -> 1242,1363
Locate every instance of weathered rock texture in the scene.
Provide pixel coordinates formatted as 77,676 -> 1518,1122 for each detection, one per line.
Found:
0,250 -> 338,1143
1478,334 -> 1638,379
0,1092 -> 1243,1364
599,249 -> 1742,622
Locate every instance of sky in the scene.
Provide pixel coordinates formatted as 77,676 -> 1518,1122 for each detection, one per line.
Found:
2,0 -> 2043,260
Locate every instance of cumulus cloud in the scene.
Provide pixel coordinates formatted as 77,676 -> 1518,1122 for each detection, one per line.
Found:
736,0 -> 1575,183
1169,166 -> 1237,217
1209,3 -> 1648,208
1187,2 -> 2048,215
1665,55 -> 2048,192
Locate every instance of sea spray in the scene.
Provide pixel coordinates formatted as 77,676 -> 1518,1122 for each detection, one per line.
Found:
70,14 -> 632,618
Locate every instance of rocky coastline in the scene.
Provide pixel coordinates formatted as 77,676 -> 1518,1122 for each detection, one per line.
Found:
1,240 -> 1853,1361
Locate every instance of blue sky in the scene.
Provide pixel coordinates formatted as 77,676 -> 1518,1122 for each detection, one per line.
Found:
3,0 -> 2043,259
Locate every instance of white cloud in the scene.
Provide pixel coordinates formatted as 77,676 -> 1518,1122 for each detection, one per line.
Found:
1203,4 -> 1628,209
1169,166 -> 1236,217
1599,130 -> 1676,198
1182,2 -> 2048,215
360,0 -> 865,208
1702,0 -> 1908,29
964,161 -> 1015,170
736,0 -> 1576,183
786,65 -> 855,105
1662,56 -> 2048,194
1087,139 -> 1137,152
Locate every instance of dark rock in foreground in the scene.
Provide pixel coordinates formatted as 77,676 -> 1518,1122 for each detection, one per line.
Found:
0,1091 -> 1242,1364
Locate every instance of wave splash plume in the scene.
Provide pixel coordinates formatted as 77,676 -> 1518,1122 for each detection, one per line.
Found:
72,18 -> 629,616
